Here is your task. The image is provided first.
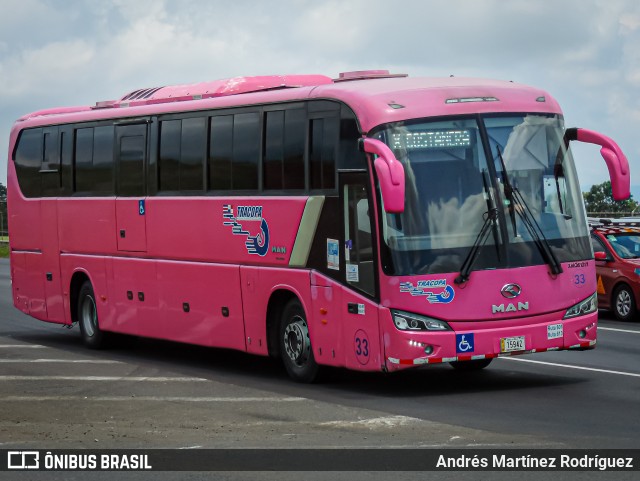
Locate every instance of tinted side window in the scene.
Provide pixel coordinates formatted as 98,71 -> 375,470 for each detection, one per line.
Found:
209,115 -> 233,190
14,128 -> 43,197
263,110 -> 285,190
338,106 -> 366,170
180,117 -> 206,191
93,126 -> 115,193
283,109 -> 305,190
41,127 -> 62,197
233,113 -> 260,190
263,108 -> 306,191
116,123 -> 147,196
159,117 -> 206,192
209,113 -> 260,191
159,120 -> 181,191
74,126 -> 114,195
74,128 -> 94,193
310,116 -> 338,190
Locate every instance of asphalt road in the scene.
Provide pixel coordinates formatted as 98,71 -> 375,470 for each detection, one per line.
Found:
0,257 -> 638,480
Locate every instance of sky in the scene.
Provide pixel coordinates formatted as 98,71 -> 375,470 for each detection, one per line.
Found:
1,0 -> 639,195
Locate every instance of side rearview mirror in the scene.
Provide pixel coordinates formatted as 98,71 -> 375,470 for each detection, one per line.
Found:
567,128 -> 630,200
360,138 -> 405,213
594,251 -> 608,261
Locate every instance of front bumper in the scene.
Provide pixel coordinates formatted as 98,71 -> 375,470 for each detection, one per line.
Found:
383,310 -> 597,371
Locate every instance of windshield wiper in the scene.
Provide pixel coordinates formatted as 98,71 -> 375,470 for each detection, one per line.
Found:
455,170 -> 500,284
454,207 -> 499,284
496,146 -> 563,275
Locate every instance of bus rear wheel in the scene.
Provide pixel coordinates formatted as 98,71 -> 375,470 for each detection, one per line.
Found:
279,299 -> 319,383
449,358 -> 493,371
77,280 -> 107,349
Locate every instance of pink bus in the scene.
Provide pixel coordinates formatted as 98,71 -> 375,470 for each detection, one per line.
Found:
7,70 -> 629,382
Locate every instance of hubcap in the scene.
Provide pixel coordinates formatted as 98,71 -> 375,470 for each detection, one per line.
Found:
81,296 -> 97,337
283,315 -> 311,366
616,290 -> 631,317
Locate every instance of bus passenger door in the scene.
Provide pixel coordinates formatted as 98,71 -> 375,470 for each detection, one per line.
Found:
115,121 -> 148,252
339,171 -> 381,371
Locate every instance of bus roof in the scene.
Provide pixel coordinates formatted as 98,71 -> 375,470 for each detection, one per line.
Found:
14,71 -> 561,134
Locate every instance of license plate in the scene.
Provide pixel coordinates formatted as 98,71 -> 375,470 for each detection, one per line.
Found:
500,335 -> 525,353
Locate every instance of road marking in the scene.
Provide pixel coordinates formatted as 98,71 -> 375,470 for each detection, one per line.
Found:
321,415 -> 419,428
598,327 -> 640,334
0,344 -> 46,348
0,359 -> 121,364
501,357 -> 640,378
0,396 -> 306,402
0,376 -> 208,382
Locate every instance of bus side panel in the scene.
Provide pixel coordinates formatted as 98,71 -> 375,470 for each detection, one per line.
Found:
310,273 -> 382,372
341,289 -> 382,372
41,200 -> 65,323
58,198 -> 117,255
11,252 -> 47,320
8,197 -> 42,252
110,257 -> 158,336
240,266 -> 312,357
309,284 -> 344,367
60,254 -> 111,329
157,261 -> 246,350
10,252 -> 28,313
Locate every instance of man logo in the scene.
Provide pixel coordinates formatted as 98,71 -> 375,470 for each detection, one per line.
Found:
501,283 -> 522,299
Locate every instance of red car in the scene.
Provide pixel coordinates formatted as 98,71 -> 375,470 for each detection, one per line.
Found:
591,222 -> 640,321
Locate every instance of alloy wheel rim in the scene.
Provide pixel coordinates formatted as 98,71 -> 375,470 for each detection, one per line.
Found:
616,290 -> 631,317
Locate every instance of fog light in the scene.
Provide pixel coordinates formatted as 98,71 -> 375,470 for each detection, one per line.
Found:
578,330 -> 587,338
424,345 -> 434,355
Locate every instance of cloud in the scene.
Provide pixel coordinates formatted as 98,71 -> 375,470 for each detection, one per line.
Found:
1,0 -> 639,190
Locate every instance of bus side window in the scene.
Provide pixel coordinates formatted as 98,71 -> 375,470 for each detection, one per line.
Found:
209,112 -> 260,191
14,128 -> 43,198
310,116 -> 339,191
116,124 -> 146,196
344,182 -> 375,296
74,125 -> 115,195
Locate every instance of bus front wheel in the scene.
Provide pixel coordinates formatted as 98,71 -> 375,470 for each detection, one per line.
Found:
279,299 -> 319,383
77,280 -> 107,349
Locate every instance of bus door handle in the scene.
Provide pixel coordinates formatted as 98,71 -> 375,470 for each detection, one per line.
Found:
120,229 -> 126,238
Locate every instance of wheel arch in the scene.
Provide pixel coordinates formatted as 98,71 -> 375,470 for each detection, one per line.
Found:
69,270 -> 92,324
266,288 -> 305,359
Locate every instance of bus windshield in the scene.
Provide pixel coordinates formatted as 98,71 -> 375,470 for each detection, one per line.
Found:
374,114 -> 591,276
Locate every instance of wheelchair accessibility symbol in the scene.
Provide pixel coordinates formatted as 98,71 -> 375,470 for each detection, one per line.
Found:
456,333 -> 474,353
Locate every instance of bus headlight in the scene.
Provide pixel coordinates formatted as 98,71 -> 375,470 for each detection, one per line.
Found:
390,309 -> 452,331
563,293 -> 597,319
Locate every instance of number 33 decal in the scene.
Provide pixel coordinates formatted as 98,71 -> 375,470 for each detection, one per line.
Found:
354,330 -> 370,365
574,273 -> 586,285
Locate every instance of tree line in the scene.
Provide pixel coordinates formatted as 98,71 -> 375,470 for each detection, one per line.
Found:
582,180 -> 638,216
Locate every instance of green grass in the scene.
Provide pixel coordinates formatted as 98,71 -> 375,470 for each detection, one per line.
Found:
0,243 -> 8,258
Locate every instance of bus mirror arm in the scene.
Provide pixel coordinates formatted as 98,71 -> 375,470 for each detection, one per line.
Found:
360,138 -> 405,213
566,128 -> 630,201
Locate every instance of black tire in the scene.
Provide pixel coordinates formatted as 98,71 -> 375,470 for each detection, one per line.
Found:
449,358 -> 493,371
612,284 -> 636,322
279,299 -> 319,383
77,280 -> 107,349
